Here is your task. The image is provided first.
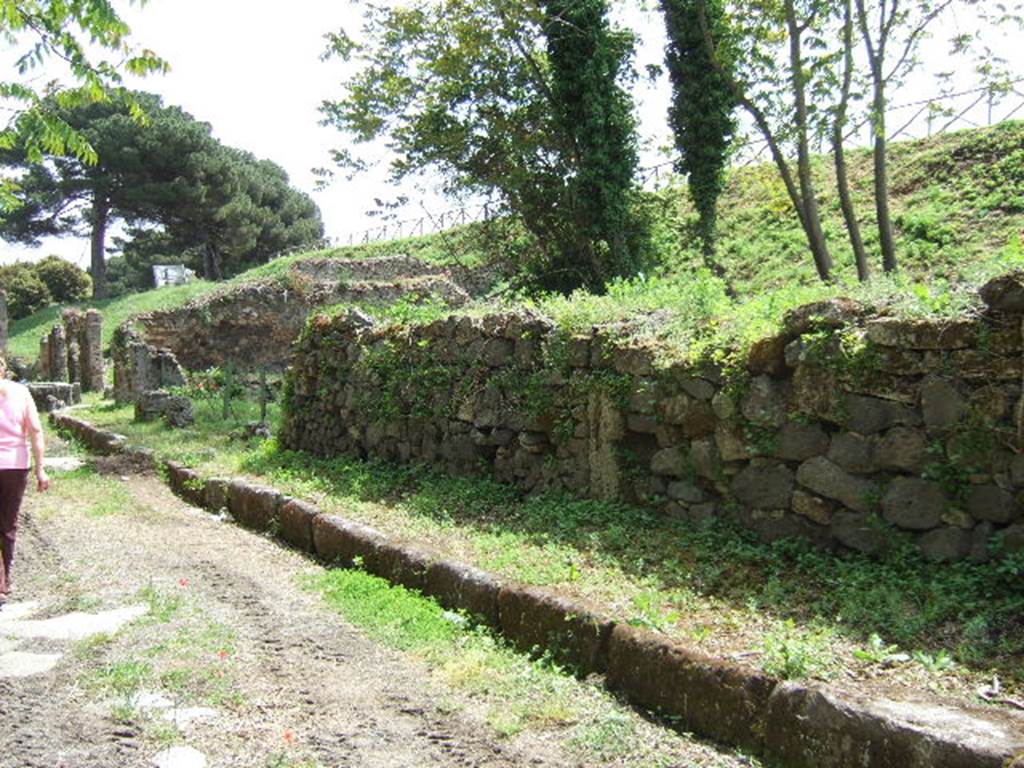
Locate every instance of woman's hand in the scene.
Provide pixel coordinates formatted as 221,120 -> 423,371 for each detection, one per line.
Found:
36,469 -> 50,493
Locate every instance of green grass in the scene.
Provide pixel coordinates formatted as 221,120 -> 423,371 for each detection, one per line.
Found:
6,280 -> 216,361
67,403 -> 1024,698
304,567 -> 749,764
10,123 -> 1024,368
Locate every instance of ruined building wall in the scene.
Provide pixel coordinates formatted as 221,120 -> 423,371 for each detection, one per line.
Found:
281,276 -> 1024,563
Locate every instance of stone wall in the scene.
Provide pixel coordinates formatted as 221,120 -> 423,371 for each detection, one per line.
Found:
38,308 -> 104,391
132,258 -> 486,373
110,322 -> 187,404
282,275 -> 1024,563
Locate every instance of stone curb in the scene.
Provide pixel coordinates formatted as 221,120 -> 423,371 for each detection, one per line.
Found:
50,413 -> 1024,768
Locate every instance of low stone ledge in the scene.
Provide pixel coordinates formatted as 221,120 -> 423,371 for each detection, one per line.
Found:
311,514 -> 387,567
423,560 -> 502,627
366,540 -> 435,592
50,413 -> 126,455
204,478 -> 230,512
606,624 -> 774,754
763,682 -> 1024,768
226,481 -> 282,532
497,586 -> 612,674
278,498 -> 319,553
164,461 -> 206,507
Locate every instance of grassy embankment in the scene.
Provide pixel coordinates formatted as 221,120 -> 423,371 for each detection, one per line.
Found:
74,395 -> 1024,705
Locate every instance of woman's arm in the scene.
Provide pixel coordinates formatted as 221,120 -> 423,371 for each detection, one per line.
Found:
24,394 -> 49,492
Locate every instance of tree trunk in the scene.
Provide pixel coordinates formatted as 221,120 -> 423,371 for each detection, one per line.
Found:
835,0 -> 870,282
785,0 -> 833,282
872,75 -> 898,273
90,198 -> 109,300
203,243 -> 223,281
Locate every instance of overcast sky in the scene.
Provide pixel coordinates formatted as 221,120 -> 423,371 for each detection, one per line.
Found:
1,0 -> 1020,267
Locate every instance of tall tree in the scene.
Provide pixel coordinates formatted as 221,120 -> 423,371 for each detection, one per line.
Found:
321,0 -> 646,293
851,0 -> 1022,274
660,0 -> 737,278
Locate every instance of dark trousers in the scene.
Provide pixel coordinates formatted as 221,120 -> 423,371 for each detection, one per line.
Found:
0,469 -> 29,593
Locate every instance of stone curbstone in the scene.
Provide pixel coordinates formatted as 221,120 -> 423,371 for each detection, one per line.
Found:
311,514 -> 386,567
763,681 -> 1024,768
278,498 -> 320,553
204,478 -> 230,512
164,461 -> 206,507
423,560 -> 503,628
226,480 -> 283,533
497,586 -> 613,674
606,624 -> 775,755
365,540 -> 435,592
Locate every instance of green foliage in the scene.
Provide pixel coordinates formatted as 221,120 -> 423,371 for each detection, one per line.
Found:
32,254 -> 92,302
0,261 -> 51,319
660,0 -> 736,260
0,0 -> 167,208
322,0 -> 646,294
762,620 -> 835,680
542,0 -> 648,289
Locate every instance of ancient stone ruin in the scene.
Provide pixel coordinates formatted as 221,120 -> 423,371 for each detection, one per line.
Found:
282,274 -> 1024,564
109,321 -> 193,427
128,254 -> 490,373
38,308 -> 104,392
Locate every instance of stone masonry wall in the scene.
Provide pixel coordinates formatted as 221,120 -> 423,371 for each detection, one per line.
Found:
282,274 -> 1024,564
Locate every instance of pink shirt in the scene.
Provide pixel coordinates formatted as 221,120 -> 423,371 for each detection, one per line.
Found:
0,382 -> 42,470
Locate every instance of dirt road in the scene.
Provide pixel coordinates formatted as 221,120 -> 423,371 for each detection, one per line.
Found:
0,445 -> 754,768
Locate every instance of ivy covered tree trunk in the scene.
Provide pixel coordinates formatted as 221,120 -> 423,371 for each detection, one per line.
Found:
90,197 -> 109,300
660,0 -> 736,285
543,0 -> 645,291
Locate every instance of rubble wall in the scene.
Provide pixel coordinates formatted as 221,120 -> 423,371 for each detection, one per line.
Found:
281,279 -> 1024,563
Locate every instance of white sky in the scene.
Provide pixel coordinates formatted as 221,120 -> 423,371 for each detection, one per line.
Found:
1,0 -> 1021,267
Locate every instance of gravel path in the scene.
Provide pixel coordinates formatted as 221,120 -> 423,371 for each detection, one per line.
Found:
0,446 -> 755,768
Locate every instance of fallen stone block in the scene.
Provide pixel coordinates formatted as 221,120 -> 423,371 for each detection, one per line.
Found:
498,586 -> 612,674
423,560 -> 502,627
606,624 -> 774,755
763,682 -> 1024,768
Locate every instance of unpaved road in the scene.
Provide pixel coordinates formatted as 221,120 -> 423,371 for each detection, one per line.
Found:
0,445 -> 755,768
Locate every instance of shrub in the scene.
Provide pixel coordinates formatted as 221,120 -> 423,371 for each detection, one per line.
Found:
0,262 -> 53,319
33,255 -> 92,302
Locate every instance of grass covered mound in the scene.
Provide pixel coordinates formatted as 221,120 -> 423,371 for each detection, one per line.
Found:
8,122 -> 1023,367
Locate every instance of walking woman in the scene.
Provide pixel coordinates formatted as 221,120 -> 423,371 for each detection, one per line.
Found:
0,355 -> 49,603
